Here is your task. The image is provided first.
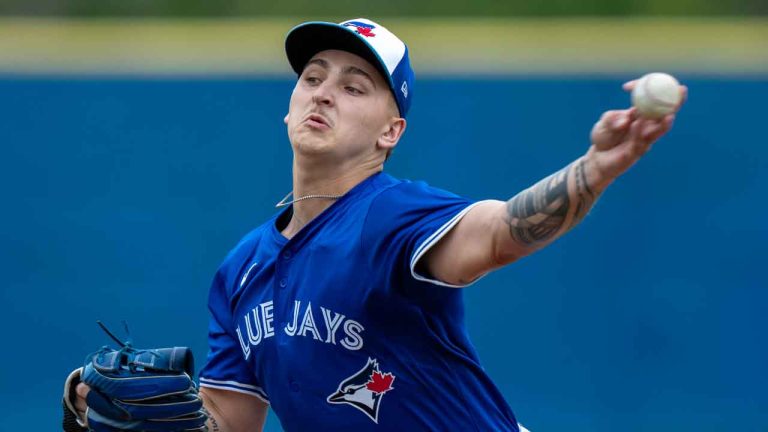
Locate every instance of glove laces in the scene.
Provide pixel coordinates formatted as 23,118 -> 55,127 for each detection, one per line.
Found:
96,320 -> 159,371
97,320 -> 132,348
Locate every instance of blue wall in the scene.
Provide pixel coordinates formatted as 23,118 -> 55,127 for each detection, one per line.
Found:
1,77 -> 766,431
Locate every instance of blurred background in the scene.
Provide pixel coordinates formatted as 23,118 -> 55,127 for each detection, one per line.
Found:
1,1 -> 766,431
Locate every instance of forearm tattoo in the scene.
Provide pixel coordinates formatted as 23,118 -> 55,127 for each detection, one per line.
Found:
506,158 -> 596,246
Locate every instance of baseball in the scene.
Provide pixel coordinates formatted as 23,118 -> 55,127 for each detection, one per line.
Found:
631,72 -> 682,119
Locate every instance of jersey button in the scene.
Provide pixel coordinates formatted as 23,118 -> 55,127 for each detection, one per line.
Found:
282,250 -> 293,260
289,380 -> 300,392
279,279 -> 287,289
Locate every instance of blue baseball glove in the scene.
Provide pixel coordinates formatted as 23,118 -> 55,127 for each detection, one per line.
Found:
63,323 -> 207,432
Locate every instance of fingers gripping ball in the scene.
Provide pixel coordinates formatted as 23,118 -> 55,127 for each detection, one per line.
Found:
631,72 -> 682,119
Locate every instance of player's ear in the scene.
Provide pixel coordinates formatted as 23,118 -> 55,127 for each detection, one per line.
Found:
377,117 -> 406,151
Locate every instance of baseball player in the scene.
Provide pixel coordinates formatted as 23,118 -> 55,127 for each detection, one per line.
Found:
64,18 -> 685,431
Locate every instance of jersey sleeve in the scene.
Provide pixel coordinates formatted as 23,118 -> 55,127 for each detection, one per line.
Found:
362,180 -> 483,288
198,268 -> 270,403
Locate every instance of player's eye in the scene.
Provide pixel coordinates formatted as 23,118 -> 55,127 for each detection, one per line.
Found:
305,76 -> 321,85
345,86 -> 363,95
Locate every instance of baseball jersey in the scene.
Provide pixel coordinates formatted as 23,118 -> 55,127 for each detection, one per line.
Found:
199,172 -> 519,431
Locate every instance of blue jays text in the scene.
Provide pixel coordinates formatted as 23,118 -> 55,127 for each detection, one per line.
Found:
236,299 -> 365,359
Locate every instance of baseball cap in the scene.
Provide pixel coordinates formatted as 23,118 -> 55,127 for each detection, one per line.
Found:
285,18 -> 414,118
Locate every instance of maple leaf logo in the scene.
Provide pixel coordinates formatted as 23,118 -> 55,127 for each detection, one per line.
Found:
354,26 -> 376,37
366,371 -> 395,394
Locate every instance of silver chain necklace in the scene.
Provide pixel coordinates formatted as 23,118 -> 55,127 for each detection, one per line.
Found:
275,191 -> 345,208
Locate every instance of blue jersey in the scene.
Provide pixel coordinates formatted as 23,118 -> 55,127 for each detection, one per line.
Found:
199,172 -> 519,431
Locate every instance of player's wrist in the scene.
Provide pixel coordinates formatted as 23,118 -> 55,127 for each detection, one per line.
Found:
581,152 -> 614,193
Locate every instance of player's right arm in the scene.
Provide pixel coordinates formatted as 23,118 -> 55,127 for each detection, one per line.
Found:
423,82 -> 687,286
73,384 -> 268,432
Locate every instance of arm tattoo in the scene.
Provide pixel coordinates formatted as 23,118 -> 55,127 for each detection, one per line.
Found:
572,157 -> 595,226
201,407 -> 221,432
506,158 -> 596,246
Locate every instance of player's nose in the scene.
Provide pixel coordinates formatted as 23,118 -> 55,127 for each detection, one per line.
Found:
311,81 -> 334,107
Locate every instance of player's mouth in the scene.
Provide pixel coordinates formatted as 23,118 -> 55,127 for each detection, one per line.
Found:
304,113 -> 331,130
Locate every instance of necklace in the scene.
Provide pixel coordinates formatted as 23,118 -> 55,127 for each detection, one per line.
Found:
275,191 -> 344,208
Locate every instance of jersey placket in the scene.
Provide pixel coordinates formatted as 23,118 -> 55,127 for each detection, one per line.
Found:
273,244 -> 295,347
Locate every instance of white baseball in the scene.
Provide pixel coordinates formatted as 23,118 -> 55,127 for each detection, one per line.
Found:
631,72 -> 682,119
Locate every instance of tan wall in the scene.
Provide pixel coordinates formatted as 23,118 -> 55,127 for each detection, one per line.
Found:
2,18 -> 767,75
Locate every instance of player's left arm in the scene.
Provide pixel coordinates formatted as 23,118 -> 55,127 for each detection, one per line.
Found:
423,82 -> 687,286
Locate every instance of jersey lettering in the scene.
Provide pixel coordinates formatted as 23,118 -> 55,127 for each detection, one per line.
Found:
298,302 -> 322,340
261,301 -> 275,338
341,319 -> 365,351
235,326 -> 251,360
245,307 -> 262,345
236,299 -> 365,358
321,307 -> 345,345
284,300 -> 301,336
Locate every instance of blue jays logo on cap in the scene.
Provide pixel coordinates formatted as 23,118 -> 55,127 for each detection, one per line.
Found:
343,21 -> 377,38
327,358 -> 396,423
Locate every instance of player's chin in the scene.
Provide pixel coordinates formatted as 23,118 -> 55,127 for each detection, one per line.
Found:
293,124 -> 333,145
292,135 -> 336,156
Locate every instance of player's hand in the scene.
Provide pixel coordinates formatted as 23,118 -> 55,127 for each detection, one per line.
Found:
585,81 -> 687,185
75,383 -> 90,423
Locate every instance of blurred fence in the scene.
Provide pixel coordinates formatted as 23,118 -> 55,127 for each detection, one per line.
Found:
0,0 -> 767,17
1,18 -> 767,76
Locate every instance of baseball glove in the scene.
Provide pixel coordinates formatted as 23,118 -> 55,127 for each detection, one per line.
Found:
63,322 -> 207,432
